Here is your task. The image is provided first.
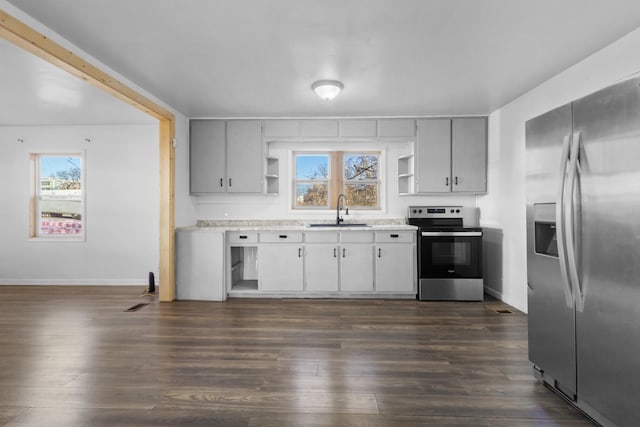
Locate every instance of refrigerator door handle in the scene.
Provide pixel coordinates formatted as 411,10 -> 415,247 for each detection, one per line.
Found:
565,131 -> 584,311
556,134 -> 575,308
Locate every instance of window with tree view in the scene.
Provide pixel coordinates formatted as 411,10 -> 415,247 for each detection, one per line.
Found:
32,154 -> 83,238
293,151 -> 380,209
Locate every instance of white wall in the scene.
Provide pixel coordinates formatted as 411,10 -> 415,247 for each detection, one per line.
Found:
478,26 -> 640,312
0,1 -> 198,286
0,125 -> 162,285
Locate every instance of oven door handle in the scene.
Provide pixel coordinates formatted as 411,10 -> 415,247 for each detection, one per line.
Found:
420,231 -> 482,237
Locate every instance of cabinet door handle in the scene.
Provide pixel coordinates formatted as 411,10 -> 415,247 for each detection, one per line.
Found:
342,248 -> 346,258
219,178 -> 224,187
333,248 -> 337,258
228,178 -> 232,187
239,235 -> 248,239
445,177 -> 449,186
279,235 -> 288,239
390,234 -> 399,238
378,248 -> 382,257
455,176 -> 459,185
298,248 -> 302,258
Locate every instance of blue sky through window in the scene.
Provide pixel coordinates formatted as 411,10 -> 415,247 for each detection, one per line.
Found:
295,154 -> 328,180
40,156 -> 80,178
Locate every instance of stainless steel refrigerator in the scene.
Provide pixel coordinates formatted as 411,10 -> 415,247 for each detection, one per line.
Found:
526,75 -> 640,427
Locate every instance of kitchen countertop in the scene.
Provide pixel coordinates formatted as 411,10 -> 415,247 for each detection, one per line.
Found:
177,219 -> 417,232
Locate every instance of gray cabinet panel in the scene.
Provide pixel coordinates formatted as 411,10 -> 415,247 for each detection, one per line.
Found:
264,120 -> 300,138
378,119 -> 415,137
226,120 -> 263,193
259,244 -> 304,291
339,119 -> 377,137
305,244 -> 339,292
176,230 -> 226,301
190,120 -> 226,193
300,119 -> 339,137
416,119 -> 451,192
375,244 -> 414,292
452,118 -> 487,192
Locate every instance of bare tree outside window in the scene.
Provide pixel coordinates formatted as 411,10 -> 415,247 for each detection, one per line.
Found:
294,154 -> 330,208
344,154 -> 379,208
293,151 -> 380,210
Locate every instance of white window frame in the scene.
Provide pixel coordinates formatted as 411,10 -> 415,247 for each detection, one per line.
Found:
292,151 -> 332,209
30,152 -> 85,241
292,150 -> 382,211
342,151 -> 381,210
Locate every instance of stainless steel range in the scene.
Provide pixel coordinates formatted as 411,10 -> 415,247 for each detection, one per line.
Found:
408,206 -> 483,301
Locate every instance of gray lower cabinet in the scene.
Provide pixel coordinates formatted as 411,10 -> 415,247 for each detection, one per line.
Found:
190,119 -> 263,193
416,117 -> 487,193
304,244 -> 339,292
375,244 -> 415,292
374,231 -> 416,293
222,229 -> 416,296
175,229 -> 226,301
339,244 -> 375,292
259,244 -> 304,291
259,232 -> 304,292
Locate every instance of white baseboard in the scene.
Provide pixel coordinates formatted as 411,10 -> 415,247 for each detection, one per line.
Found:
0,279 -> 149,286
483,286 -> 503,301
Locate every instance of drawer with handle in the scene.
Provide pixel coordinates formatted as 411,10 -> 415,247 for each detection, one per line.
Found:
375,231 -> 415,243
228,231 -> 258,244
260,231 -> 304,243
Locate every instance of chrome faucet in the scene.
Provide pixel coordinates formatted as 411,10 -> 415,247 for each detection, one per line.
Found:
336,193 -> 348,225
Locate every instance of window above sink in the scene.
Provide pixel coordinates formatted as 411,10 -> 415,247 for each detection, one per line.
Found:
293,151 -> 381,211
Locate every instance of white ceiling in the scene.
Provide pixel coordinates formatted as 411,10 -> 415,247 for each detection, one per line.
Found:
5,0 -> 640,121
0,37 -> 155,125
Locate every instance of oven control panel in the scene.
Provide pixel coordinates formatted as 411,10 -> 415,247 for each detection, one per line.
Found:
408,206 -> 462,219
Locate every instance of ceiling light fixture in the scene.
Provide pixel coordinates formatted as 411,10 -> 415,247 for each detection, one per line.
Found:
312,80 -> 344,100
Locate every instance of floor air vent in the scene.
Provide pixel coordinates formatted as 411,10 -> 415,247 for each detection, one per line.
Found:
124,303 -> 149,312
486,305 -> 514,314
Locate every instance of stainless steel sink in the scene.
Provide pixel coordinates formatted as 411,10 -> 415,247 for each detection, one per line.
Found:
306,223 -> 370,227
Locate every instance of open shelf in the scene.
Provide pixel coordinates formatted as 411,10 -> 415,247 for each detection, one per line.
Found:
231,279 -> 258,291
397,153 -> 415,195
230,246 -> 259,291
265,156 -> 279,194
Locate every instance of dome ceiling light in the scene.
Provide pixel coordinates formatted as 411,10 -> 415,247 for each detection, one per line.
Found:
311,80 -> 344,101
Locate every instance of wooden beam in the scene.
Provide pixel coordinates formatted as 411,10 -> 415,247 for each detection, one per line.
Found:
159,119 -> 176,302
0,8 -> 176,301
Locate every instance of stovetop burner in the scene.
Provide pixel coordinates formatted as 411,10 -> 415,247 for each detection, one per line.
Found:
407,206 -> 480,231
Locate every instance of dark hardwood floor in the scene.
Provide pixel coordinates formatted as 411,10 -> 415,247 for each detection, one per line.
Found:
0,286 -> 592,426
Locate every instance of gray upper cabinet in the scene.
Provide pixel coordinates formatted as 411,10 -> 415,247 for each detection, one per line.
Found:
378,119 -> 415,137
263,120 -> 300,138
190,119 -> 263,194
416,119 -> 451,192
339,119 -> 377,137
451,118 -> 487,193
190,120 -> 226,193
300,119 -> 339,137
415,117 -> 487,193
263,118 -> 417,139
226,120 -> 263,192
